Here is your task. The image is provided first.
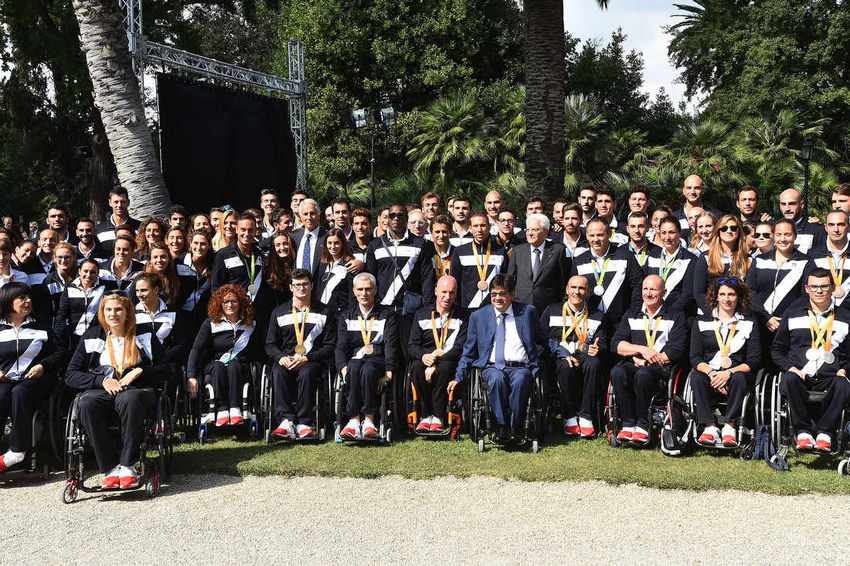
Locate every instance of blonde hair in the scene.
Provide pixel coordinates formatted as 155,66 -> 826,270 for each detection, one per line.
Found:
97,294 -> 141,371
212,210 -> 238,251
707,214 -> 750,279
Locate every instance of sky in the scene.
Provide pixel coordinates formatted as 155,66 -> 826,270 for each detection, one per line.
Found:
563,0 -> 697,108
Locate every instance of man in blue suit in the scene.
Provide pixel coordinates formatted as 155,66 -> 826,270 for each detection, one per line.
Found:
450,273 -> 542,442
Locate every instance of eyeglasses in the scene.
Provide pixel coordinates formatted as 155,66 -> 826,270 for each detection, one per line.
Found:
290,282 -> 311,289
409,220 -> 427,226
388,212 -> 406,220
807,284 -> 832,292
490,290 -> 510,297
754,232 -> 772,239
717,277 -> 739,286
719,225 -> 739,233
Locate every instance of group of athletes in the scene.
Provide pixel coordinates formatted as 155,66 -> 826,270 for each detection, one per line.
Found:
2,175 -> 850,489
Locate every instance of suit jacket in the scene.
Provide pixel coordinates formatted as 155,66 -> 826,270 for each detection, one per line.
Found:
291,226 -> 327,277
455,301 -> 542,381
508,241 -> 570,313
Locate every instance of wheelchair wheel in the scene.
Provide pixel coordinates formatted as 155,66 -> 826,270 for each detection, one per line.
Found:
62,478 -> 79,504
403,365 -> 417,435
604,380 -> 620,448
260,365 -> 273,444
468,370 -> 486,445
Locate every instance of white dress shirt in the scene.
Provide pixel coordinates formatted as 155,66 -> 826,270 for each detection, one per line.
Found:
489,304 -> 529,364
296,227 -> 321,269
530,243 -> 545,275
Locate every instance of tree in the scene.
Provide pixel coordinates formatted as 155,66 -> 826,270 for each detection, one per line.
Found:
73,0 -> 170,218
524,0 -> 608,204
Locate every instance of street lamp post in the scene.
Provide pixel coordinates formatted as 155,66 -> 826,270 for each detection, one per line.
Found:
352,105 -> 396,211
801,138 -> 814,217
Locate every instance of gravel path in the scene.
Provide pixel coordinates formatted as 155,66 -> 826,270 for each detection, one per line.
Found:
4,474 -> 850,564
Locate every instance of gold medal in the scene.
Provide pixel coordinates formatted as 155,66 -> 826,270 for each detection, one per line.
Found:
359,315 -> 374,354
828,255 -> 845,294
294,345 -> 306,355
472,240 -> 493,293
363,344 -> 374,355
292,307 -> 309,356
431,311 -> 451,357
713,319 -> 737,369
477,280 -> 489,291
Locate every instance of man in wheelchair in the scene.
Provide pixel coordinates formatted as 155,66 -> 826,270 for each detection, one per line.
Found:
450,274 -> 542,444
408,275 -> 467,434
610,275 -> 688,446
771,268 -> 850,452
335,272 -> 398,441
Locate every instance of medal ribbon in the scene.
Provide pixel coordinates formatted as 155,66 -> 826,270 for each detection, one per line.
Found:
637,247 -> 648,267
828,256 -> 845,288
105,332 -> 129,374
292,307 -> 308,350
808,310 -> 835,352
643,315 -> 661,350
713,320 -> 737,357
660,250 -> 677,282
561,303 -> 589,346
430,311 -> 451,351
358,315 -> 374,347
472,240 -> 492,287
592,257 -> 611,288
434,254 -> 447,278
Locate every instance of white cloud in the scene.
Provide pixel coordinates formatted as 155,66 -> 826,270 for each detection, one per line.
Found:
563,0 -> 698,109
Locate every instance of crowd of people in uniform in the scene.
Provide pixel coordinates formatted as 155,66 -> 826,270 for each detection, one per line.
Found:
2,175 -> 850,489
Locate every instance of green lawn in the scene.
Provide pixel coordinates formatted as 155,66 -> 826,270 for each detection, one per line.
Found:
172,435 -> 850,496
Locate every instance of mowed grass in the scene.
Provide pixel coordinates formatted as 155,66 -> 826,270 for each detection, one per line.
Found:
172,434 -> 850,496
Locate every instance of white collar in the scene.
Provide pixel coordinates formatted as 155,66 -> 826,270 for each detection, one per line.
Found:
136,298 -> 167,316
358,305 -> 374,318
590,244 -> 611,260
494,304 -> 514,318
303,226 -> 320,239
642,303 -> 664,317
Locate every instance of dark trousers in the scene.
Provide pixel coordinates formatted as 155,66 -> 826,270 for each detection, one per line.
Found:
346,358 -> 385,418
411,359 -> 456,422
555,355 -> 602,420
780,372 -> 850,434
272,361 -> 321,425
77,387 -> 155,473
204,361 -> 246,411
611,362 -> 668,430
689,371 -> 751,425
482,366 -> 533,433
0,376 -> 52,452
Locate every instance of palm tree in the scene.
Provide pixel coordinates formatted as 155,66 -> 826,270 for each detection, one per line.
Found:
73,0 -> 171,218
524,0 -> 608,203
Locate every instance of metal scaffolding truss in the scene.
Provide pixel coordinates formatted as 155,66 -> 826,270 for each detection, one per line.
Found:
117,0 -> 308,191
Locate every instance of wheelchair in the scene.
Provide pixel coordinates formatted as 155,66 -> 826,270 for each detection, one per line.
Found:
61,387 -> 173,503
604,364 -> 688,453
0,401 -> 51,479
404,362 -> 464,440
195,361 -> 263,443
333,366 -> 396,444
258,362 -> 330,443
466,367 -> 546,453
755,370 -> 850,473
672,369 -> 756,459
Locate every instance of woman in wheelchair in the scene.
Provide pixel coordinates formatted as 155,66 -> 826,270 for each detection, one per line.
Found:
186,284 -> 255,428
0,283 -> 61,472
65,293 -> 165,489
689,277 -> 760,447
770,267 -> 850,452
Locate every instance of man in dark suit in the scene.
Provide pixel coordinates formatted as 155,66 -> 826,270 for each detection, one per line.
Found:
290,198 -> 327,278
450,274 -> 543,442
508,213 -> 569,313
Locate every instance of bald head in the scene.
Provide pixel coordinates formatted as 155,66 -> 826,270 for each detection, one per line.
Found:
642,274 -> 665,310
779,187 -> 803,220
484,190 -> 503,219
435,275 -> 458,312
683,175 -> 703,205
565,275 -> 590,306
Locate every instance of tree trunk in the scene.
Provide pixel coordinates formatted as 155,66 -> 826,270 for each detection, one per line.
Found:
72,0 -> 171,219
524,0 -> 566,203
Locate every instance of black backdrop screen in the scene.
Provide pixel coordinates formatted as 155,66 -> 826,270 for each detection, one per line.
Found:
157,74 -> 296,213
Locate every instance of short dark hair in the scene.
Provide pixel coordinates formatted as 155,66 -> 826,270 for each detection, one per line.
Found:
332,198 -> 351,211
490,273 -> 516,294
169,204 -> 188,216
79,258 -> 100,272
108,187 -> 129,200
497,207 -> 516,219
737,185 -> 759,198
290,268 -> 313,283
0,282 -> 30,319
421,192 -> 441,205
527,195 -> 544,206
808,267 -> 832,283
431,214 -> 452,228
238,213 -> 257,224
595,187 -> 615,200
833,183 -> 850,197
628,185 -> 649,198
48,204 -> 69,214
627,211 -> 648,222
291,189 -> 308,199
352,207 -> 371,220
76,217 -> 95,228
773,218 -> 797,236
260,188 -> 279,197
658,216 -> 680,232
562,202 -> 581,215
271,208 -> 292,224
469,210 -> 489,223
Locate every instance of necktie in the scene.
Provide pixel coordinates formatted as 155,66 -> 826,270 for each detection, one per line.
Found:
495,313 -> 506,369
302,233 -> 312,270
532,248 -> 541,280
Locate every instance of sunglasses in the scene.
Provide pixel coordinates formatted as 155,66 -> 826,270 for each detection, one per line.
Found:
719,225 -> 739,233
388,212 -> 406,220
754,232 -> 772,239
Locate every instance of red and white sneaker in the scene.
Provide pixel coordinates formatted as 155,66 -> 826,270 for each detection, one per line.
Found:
578,417 -> 595,438
796,432 -> 815,451
429,417 -> 444,433
341,419 -> 360,440
416,417 -> 433,433
102,466 -> 121,490
272,419 -> 294,439
616,427 -> 634,442
698,426 -> 720,447
563,417 -> 580,437
215,411 -> 230,427
118,465 -> 140,490
296,424 -> 316,439
721,424 -> 737,447
228,407 -> 243,426
361,418 -> 378,439
815,433 -> 832,452
631,427 -> 650,446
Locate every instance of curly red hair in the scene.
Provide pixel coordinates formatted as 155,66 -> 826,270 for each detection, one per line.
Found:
208,283 -> 254,325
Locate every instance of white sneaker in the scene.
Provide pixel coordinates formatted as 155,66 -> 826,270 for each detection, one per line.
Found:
273,419 -> 295,439
1,450 -> 25,468
361,417 -> 378,439
229,407 -> 243,424
563,417 -> 580,436
201,412 -> 215,425
721,424 -> 737,446
698,425 -> 720,446
578,417 -> 595,437
341,418 -> 360,439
